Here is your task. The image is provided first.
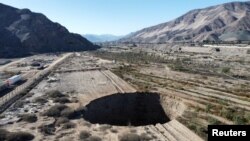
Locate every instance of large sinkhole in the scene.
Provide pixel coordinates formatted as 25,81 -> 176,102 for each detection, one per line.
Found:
83,92 -> 170,126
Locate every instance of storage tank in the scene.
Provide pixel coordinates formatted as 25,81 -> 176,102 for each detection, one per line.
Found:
7,75 -> 22,85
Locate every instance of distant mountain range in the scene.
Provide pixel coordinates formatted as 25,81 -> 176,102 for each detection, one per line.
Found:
120,1 -> 250,43
83,34 -> 124,42
0,3 -> 98,58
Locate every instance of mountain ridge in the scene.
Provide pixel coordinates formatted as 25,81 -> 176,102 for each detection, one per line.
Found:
120,1 -> 250,43
0,3 -> 98,58
83,34 -> 124,42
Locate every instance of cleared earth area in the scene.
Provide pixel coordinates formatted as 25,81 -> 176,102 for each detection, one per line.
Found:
1,43 -> 249,141
0,52 -> 202,141
92,44 -> 250,140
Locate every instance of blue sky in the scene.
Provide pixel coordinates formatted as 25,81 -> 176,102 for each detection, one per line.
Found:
0,0 -> 248,35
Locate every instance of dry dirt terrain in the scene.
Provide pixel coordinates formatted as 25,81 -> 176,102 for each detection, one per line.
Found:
92,44 -> 250,140
0,52 -> 203,141
1,43 -> 249,141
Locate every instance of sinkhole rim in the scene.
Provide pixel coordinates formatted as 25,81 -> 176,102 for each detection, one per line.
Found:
82,92 -> 171,127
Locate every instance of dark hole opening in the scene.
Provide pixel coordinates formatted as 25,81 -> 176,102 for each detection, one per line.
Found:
83,92 -> 170,126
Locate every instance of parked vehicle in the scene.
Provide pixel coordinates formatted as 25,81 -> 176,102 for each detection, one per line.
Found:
6,75 -> 22,86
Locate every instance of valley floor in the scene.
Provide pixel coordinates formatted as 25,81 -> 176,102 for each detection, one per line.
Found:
92,44 -> 250,140
0,53 -> 203,141
0,44 -> 249,141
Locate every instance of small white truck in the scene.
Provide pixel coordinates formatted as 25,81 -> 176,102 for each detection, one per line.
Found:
7,75 -> 22,86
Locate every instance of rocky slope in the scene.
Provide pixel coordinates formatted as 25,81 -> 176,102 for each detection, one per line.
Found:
0,3 -> 98,58
120,1 -> 250,43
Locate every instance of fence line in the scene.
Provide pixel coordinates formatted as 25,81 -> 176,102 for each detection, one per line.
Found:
0,53 -> 73,110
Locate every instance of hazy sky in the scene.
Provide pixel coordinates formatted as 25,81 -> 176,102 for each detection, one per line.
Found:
0,0 -> 248,35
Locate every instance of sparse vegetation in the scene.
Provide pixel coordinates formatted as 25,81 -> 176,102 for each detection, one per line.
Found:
42,104 -> 68,117
247,49 -> 250,54
220,107 -> 248,124
208,117 -> 222,125
46,90 -> 65,98
19,114 -> 38,123
1,45 -> 249,141
215,48 -> 220,52
55,117 -> 70,126
33,97 -> 48,104
119,133 -> 141,141
60,107 -> 78,119
62,122 -> 76,129
87,136 -> 102,141
205,104 -> 213,113
0,129 -> 34,141
168,60 -> 188,72
38,124 -> 56,135
220,107 -> 235,121
105,47 -> 250,140
110,128 -> 118,133
13,100 -> 27,108
93,51 -> 166,64
6,132 -> 34,141
233,115 -> 247,125
53,97 -> 71,103
99,125 -> 112,131
79,130 -> 91,140
221,67 -> 231,74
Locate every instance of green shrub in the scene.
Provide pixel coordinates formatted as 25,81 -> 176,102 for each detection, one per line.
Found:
34,97 -> 48,104
13,100 -> 27,108
60,108 -> 77,119
46,90 -> 65,98
55,117 -> 70,126
167,59 -> 188,72
220,108 -> 234,120
215,48 -> 220,52
54,97 -> 71,104
233,115 -> 247,125
246,112 -> 250,123
42,104 -> 68,117
119,133 -> 141,141
62,122 -> 76,129
208,117 -> 221,125
88,136 -> 102,141
221,67 -> 230,74
79,131 -> 91,140
92,51 -> 166,64
205,104 -> 213,113
220,107 -> 247,124
110,128 -> 118,133
20,114 -> 38,123
6,132 -> 34,141
38,124 -> 56,135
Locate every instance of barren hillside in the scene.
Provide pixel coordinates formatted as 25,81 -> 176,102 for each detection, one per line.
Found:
0,3 -> 98,58
120,1 -> 250,43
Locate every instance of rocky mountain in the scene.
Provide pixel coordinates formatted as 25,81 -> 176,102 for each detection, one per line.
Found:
83,34 -> 124,42
120,1 -> 250,43
0,3 -> 98,58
